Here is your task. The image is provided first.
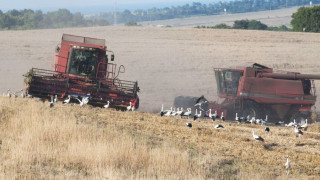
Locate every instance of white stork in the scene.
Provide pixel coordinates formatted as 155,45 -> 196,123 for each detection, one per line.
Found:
193,109 -> 201,121
299,119 -> 308,131
186,122 -> 192,128
294,125 -> 303,137
75,97 -> 89,106
63,95 -> 71,104
176,108 -> 183,116
235,113 -> 242,124
285,155 -> 291,175
54,95 -> 58,102
252,130 -> 264,142
211,110 -> 219,121
214,124 -> 224,129
104,101 -> 110,108
220,112 -> 225,121
127,102 -> 132,111
7,89 -> 11,98
181,108 -> 192,118
164,107 -> 173,116
50,96 -> 54,108
20,89 -> 26,98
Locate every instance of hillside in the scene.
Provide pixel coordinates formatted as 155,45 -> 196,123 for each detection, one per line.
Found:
0,96 -> 320,179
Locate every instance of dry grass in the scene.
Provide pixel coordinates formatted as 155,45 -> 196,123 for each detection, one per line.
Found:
0,96 -> 320,179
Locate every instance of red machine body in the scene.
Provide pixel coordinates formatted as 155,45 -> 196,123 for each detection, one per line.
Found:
25,34 -> 139,109
212,63 -> 320,122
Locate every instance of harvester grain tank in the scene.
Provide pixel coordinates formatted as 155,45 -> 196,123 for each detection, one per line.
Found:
212,63 -> 320,123
24,34 -> 139,109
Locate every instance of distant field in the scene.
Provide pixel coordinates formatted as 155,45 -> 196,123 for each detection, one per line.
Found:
0,96 -> 319,179
138,6 -> 300,27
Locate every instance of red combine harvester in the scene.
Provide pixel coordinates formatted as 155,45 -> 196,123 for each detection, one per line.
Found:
210,63 -> 320,123
175,63 -> 320,123
24,34 -> 139,110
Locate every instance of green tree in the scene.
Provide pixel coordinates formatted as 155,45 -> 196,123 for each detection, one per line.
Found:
291,6 -> 320,32
233,19 -> 249,29
248,19 -> 268,30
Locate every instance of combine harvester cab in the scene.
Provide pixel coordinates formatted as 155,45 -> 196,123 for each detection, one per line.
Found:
213,63 -> 320,123
24,34 -> 139,110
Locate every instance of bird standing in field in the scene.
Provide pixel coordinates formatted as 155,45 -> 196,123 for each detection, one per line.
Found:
261,115 -> 268,125
20,89 -> 26,98
211,110 -> 219,121
176,108 -> 183,116
54,95 -> 58,102
299,119 -> 308,131
286,119 -> 297,127
265,127 -> 270,135
186,122 -> 192,128
7,89 -> 11,98
160,104 -> 165,116
75,97 -> 89,106
171,108 -> 177,116
164,107 -> 173,116
250,117 -> 256,124
63,95 -> 71,104
181,108 -> 192,118
220,112 -> 225,121
285,155 -> 291,175
204,109 -> 211,118
235,113 -> 243,124
50,96 -> 54,108
252,130 -> 264,142
104,101 -> 110,108
127,102 -> 132,111
193,109 -> 201,121
294,125 -> 303,137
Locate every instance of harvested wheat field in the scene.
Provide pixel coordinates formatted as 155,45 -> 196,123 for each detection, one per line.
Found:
0,96 -> 319,179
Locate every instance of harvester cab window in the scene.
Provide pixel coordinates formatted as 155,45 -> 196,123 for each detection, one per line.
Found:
69,48 -> 99,77
215,70 -> 242,95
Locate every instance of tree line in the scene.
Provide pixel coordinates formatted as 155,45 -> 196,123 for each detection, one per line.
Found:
196,4 -> 320,33
0,1 -> 319,32
0,9 -> 109,30
96,0 -> 319,24
196,19 -> 289,31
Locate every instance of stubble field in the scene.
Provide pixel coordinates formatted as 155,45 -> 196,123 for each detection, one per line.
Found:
0,96 -> 319,179
1,10 -> 320,179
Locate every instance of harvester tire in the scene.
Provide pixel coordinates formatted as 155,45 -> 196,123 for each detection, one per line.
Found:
290,112 -> 311,125
242,101 -> 263,119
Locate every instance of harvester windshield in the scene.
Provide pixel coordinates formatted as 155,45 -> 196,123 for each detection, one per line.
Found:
68,47 -> 99,77
215,70 -> 242,95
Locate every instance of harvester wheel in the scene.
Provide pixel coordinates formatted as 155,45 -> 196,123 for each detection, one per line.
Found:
242,101 -> 263,119
290,112 -> 311,125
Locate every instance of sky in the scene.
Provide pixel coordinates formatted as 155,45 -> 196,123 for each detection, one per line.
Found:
1,0 -> 223,14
